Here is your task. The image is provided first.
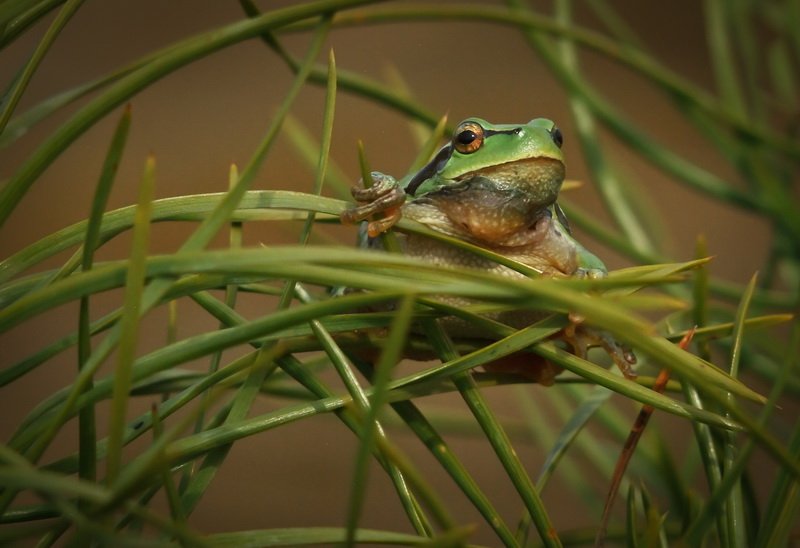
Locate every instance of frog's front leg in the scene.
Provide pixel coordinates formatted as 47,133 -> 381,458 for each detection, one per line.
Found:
340,171 -> 407,237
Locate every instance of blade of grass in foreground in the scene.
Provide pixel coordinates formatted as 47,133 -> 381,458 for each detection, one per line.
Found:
180,165 -> 243,499
105,155 -> 155,485
345,295 -> 418,544
0,14 -> 334,514
77,104 -> 131,493
422,318 -> 561,548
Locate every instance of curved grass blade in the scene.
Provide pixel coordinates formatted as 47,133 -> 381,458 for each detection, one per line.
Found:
292,4 -> 799,161
0,0 -> 64,48
0,190 -> 348,284
0,9 -> 336,507
205,526 -> 452,547
0,0 -> 380,228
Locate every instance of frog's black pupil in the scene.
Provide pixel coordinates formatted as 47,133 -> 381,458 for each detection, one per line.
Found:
551,127 -> 563,148
457,130 -> 477,145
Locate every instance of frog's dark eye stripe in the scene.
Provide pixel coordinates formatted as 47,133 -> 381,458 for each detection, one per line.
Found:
406,144 -> 454,195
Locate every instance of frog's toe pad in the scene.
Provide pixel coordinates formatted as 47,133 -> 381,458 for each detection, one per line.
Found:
563,322 -> 637,379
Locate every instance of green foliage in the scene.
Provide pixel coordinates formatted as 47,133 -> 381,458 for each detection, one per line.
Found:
1,1 -> 798,546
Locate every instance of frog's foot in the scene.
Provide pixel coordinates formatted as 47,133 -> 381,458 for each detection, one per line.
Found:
340,172 -> 407,237
563,313 -> 637,379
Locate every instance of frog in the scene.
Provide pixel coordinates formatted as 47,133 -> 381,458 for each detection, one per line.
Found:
341,117 -> 636,382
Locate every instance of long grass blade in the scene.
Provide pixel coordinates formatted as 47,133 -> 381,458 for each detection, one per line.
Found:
345,295 -> 417,545
77,104 -> 131,490
0,0 -> 379,228
105,155 -> 156,484
0,0 -> 84,134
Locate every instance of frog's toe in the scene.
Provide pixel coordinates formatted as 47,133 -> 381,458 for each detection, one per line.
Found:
340,172 -> 406,232
563,317 -> 637,379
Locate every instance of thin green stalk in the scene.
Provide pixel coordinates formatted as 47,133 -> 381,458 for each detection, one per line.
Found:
106,155 -> 156,484
422,319 -> 561,548
312,317 -> 434,537
722,274 -> 758,547
373,377 -> 519,546
0,9 -> 334,514
684,283 -> 795,546
0,0 -> 84,134
0,0 -> 65,48
704,0 -> 747,117
150,405 -> 185,526
182,165 -> 242,495
77,105 -> 131,488
179,346 -> 281,516
0,0 -> 380,227
546,0 -> 657,256
278,47 -> 337,309
345,295 -> 416,546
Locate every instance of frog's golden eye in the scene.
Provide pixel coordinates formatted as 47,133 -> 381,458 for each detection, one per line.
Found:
453,121 -> 485,154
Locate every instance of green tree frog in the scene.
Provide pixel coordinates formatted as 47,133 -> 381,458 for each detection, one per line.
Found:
341,117 -> 635,381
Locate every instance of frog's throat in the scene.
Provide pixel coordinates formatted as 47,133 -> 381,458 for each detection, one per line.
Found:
459,157 -> 565,195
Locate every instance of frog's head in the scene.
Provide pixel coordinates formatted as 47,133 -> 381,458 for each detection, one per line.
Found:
407,117 -> 565,206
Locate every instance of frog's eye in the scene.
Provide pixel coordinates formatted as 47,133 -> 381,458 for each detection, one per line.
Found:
453,121 -> 485,154
550,126 -> 563,148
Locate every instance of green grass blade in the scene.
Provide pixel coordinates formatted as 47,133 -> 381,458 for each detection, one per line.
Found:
0,0 -> 379,228
722,274 -> 757,546
0,6 -> 335,500
346,295 -> 417,545
704,0 -> 747,117
0,0 -> 64,48
370,382 -> 518,546
180,347 -> 281,516
421,318 -> 561,548
205,526 -> 442,546
549,0 -> 657,256
0,0 -> 84,134
105,155 -> 156,484
76,104 -> 131,490
150,405 -> 185,525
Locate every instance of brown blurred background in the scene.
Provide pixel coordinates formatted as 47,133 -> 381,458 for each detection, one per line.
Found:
0,0 -> 778,543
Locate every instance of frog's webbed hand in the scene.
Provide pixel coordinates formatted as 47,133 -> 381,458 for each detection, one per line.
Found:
340,171 -> 406,237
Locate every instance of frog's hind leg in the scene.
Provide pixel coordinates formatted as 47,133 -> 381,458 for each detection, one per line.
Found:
563,315 -> 637,379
